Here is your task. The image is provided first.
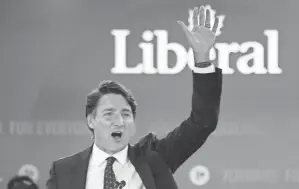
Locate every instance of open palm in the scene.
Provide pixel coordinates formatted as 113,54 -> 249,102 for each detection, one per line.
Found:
178,6 -> 219,54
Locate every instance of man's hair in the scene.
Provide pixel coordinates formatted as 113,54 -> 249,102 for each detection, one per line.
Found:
85,80 -> 137,132
7,175 -> 38,189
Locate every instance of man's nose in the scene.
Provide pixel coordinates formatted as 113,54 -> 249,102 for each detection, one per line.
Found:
113,114 -> 124,126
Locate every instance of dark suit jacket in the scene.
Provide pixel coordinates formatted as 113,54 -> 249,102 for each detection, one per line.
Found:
46,68 -> 222,189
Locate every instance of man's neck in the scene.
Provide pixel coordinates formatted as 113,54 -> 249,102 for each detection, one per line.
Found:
94,142 -> 127,155
92,143 -> 129,165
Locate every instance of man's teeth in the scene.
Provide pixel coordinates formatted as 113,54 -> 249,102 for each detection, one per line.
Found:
111,132 -> 122,137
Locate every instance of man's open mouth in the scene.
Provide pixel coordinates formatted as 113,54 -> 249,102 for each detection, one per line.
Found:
111,131 -> 123,140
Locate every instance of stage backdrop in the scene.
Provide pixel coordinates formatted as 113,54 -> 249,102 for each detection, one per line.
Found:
0,0 -> 298,189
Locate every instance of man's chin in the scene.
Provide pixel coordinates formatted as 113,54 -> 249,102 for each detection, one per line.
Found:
110,138 -> 128,148
110,144 -> 127,153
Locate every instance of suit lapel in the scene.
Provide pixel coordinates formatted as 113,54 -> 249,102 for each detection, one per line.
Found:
128,145 -> 156,189
70,146 -> 93,189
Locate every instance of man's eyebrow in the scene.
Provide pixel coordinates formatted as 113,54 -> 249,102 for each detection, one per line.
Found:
122,108 -> 132,112
101,108 -> 131,112
101,108 -> 116,112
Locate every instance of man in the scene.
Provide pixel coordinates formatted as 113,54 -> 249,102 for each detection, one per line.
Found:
7,175 -> 39,189
46,5 -> 223,189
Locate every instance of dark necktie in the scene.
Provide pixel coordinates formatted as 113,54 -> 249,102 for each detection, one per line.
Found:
104,156 -> 117,189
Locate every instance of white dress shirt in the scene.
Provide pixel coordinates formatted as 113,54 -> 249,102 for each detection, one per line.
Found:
85,65 -> 215,189
85,144 -> 146,189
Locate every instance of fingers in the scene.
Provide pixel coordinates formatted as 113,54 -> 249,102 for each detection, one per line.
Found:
212,17 -> 219,33
199,6 -> 205,26
205,9 -> 211,28
192,7 -> 199,26
177,21 -> 193,42
180,5 -> 220,34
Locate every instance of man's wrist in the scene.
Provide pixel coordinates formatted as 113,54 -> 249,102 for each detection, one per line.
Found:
193,51 -> 209,63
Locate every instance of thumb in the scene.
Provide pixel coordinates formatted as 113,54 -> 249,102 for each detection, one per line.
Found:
177,20 -> 193,42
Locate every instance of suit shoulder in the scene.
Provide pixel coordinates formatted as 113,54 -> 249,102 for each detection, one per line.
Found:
133,132 -> 159,151
52,153 -> 79,167
52,147 -> 91,167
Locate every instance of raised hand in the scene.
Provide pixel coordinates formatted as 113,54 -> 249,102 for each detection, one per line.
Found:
178,6 -> 220,62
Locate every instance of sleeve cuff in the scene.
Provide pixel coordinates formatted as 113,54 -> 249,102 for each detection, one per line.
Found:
193,64 -> 216,74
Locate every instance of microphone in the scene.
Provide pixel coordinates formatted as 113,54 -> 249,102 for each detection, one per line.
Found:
115,180 -> 126,189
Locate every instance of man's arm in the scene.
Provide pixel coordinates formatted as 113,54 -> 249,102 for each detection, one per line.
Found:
138,5 -> 223,173
46,162 -> 58,189
142,65 -> 222,173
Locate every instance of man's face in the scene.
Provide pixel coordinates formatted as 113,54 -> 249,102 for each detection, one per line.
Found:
88,93 -> 136,154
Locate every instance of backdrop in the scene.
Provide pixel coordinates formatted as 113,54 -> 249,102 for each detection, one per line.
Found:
0,0 -> 298,189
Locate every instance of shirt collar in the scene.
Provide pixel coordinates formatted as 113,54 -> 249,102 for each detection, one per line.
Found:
91,143 -> 128,166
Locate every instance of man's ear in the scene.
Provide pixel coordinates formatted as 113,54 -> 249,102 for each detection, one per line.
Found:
87,114 -> 95,130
